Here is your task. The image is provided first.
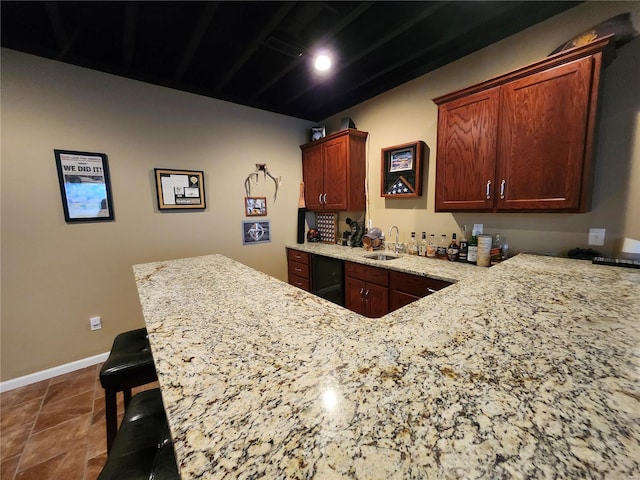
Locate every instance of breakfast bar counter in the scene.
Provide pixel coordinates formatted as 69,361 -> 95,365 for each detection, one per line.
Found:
133,253 -> 640,479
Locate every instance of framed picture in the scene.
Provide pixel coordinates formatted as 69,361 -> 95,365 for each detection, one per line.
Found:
381,141 -> 426,198
154,168 -> 205,210
242,220 -> 271,245
245,197 -> 267,216
310,126 -> 326,142
54,149 -> 114,223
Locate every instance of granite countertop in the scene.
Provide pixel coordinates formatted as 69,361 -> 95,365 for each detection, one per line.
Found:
133,252 -> 640,479
285,242 -> 475,283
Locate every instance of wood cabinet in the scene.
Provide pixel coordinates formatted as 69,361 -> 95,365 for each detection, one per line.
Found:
301,129 -> 368,211
389,271 -> 452,312
287,248 -> 310,292
344,261 -> 388,318
433,37 -> 613,213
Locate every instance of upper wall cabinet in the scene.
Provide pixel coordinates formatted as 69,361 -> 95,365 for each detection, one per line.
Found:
433,36 -> 614,213
301,129 -> 368,211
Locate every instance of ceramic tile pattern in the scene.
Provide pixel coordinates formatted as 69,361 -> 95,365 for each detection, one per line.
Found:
0,364 -> 159,480
133,250 -> 640,479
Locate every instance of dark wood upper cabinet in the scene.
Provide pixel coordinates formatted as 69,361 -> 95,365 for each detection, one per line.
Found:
301,129 -> 368,211
433,37 -> 614,213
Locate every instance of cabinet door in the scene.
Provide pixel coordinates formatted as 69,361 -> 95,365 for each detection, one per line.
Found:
302,143 -> 324,210
435,87 -> 499,211
322,136 -> 349,210
497,57 -> 593,211
365,282 -> 389,318
345,276 -> 366,315
390,290 -> 421,311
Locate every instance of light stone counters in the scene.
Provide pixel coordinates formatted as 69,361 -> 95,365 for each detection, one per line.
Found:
133,253 -> 640,479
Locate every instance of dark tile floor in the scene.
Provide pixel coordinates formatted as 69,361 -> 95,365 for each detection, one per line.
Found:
0,364 -> 159,480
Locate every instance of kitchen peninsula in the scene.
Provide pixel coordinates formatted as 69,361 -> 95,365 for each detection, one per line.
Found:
133,252 -> 640,479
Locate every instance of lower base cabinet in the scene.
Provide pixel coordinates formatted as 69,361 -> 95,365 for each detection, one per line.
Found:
389,270 -> 452,311
287,248 -> 310,292
345,262 -> 389,318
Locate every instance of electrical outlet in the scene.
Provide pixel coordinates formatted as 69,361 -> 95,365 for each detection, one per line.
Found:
588,228 -> 606,246
90,316 -> 102,331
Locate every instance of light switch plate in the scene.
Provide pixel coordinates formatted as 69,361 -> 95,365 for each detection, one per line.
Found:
588,228 -> 605,246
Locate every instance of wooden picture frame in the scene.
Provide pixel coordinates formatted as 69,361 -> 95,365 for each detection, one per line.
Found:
245,197 -> 267,216
54,149 -> 114,222
154,168 -> 205,210
381,141 -> 426,198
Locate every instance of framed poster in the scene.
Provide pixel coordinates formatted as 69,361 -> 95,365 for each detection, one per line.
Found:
245,197 -> 267,216
154,168 -> 205,210
242,220 -> 271,245
381,141 -> 426,198
54,149 -> 114,222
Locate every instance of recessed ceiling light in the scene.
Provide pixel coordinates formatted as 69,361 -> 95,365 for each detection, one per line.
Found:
314,54 -> 332,71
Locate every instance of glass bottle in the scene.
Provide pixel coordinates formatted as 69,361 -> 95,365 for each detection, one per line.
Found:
426,234 -> 437,258
418,232 -> 427,257
447,233 -> 459,261
458,225 -> 468,262
491,233 -> 503,264
407,232 -> 418,255
467,230 -> 478,264
436,234 -> 448,260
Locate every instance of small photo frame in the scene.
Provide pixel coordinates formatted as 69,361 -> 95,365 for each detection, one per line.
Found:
381,141 -> 426,198
155,168 -> 205,210
54,149 -> 114,223
310,126 -> 326,142
245,197 -> 267,216
242,220 -> 271,245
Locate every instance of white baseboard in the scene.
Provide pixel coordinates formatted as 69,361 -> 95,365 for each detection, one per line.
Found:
0,352 -> 110,393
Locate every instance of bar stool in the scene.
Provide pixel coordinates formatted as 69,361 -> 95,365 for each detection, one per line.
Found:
97,388 -> 179,480
99,327 -> 158,452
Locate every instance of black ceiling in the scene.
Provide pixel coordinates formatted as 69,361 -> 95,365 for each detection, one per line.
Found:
1,1 -> 581,121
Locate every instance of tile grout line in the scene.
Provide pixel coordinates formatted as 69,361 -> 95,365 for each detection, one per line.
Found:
12,377 -> 51,480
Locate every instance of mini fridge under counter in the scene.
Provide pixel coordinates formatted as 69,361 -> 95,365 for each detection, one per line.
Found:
311,254 -> 344,307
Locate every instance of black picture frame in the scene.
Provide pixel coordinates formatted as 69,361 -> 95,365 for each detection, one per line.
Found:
242,220 -> 271,245
310,126 -> 326,141
54,149 -> 114,223
154,168 -> 206,210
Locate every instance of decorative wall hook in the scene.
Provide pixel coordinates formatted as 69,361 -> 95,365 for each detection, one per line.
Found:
244,164 -> 282,202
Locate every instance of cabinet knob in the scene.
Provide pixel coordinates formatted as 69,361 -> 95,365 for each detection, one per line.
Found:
500,179 -> 506,199
486,180 -> 492,200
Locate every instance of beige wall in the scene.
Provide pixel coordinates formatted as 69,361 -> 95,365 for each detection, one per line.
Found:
2,1 -> 639,382
1,49 -> 312,381
325,1 -> 640,255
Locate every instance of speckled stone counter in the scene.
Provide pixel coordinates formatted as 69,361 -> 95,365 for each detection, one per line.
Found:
133,253 -> 640,479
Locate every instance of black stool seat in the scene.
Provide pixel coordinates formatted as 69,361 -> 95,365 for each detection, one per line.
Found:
97,388 -> 179,480
99,327 -> 158,452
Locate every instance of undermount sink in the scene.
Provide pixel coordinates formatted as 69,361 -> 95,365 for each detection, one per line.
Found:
364,253 -> 400,261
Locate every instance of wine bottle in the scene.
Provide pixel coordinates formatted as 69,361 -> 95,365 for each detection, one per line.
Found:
467,230 -> 478,264
418,232 -> 427,256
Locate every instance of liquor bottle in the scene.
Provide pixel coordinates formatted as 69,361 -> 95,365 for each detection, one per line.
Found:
467,230 -> 478,264
458,225 -> 468,262
407,232 -> 418,255
436,234 -> 448,260
426,234 -> 437,258
491,233 -> 503,264
418,232 -> 427,257
447,233 -> 459,261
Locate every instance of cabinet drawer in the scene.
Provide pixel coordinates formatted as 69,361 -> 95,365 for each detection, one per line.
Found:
345,261 -> 388,287
287,249 -> 309,265
390,271 -> 452,297
288,273 -> 310,292
288,261 -> 309,279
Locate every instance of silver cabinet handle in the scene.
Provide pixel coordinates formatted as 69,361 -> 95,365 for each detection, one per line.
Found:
500,180 -> 506,199
318,194 -> 323,204
426,288 -> 437,294
359,287 -> 365,301
486,180 -> 492,200
323,193 -> 327,204
294,267 -> 302,272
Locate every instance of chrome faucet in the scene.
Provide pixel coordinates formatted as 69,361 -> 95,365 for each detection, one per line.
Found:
389,226 -> 400,254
